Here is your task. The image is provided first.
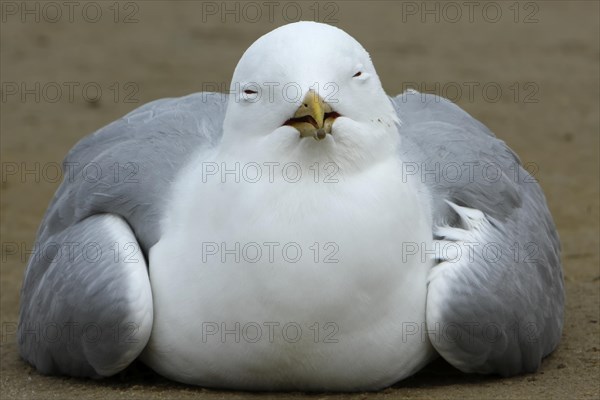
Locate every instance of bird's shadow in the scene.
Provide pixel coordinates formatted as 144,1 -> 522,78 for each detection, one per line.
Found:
77,357 -> 497,393
393,357 -> 496,388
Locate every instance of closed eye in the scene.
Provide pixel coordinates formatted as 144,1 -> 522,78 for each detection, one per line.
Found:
353,71 -> 362,78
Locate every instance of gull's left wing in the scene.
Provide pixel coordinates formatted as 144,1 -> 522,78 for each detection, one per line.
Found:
391,91 -> 564,376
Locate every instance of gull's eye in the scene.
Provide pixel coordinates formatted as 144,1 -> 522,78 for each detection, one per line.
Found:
353,71 -> 362,78
241,86 -> 260,103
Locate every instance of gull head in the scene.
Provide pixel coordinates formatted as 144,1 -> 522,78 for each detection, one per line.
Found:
221,22 -> 400,169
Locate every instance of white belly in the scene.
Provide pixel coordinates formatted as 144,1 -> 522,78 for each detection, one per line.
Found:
142,156 -> 435,391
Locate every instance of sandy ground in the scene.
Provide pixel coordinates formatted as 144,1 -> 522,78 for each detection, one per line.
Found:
1,1 -> 598,399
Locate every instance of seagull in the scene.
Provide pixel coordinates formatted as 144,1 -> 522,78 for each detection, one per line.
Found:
18,21 -> 564,391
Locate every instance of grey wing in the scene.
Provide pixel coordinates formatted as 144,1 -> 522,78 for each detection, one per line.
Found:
18,92 -> 228,377
391,91 -> 564,376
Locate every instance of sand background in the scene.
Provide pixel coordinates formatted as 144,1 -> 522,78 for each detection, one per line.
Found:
1,1 -> 598,399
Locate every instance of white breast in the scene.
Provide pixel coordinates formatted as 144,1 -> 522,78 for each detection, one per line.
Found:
142,152 -> 436,391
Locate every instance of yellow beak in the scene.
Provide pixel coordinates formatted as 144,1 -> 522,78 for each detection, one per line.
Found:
284,90 -> 338,140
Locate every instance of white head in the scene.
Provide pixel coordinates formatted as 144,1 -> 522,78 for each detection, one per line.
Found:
220,22 -> 400,173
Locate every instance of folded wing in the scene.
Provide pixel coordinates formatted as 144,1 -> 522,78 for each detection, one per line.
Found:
18,93 -> 227,377
392,91 -> 564,376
